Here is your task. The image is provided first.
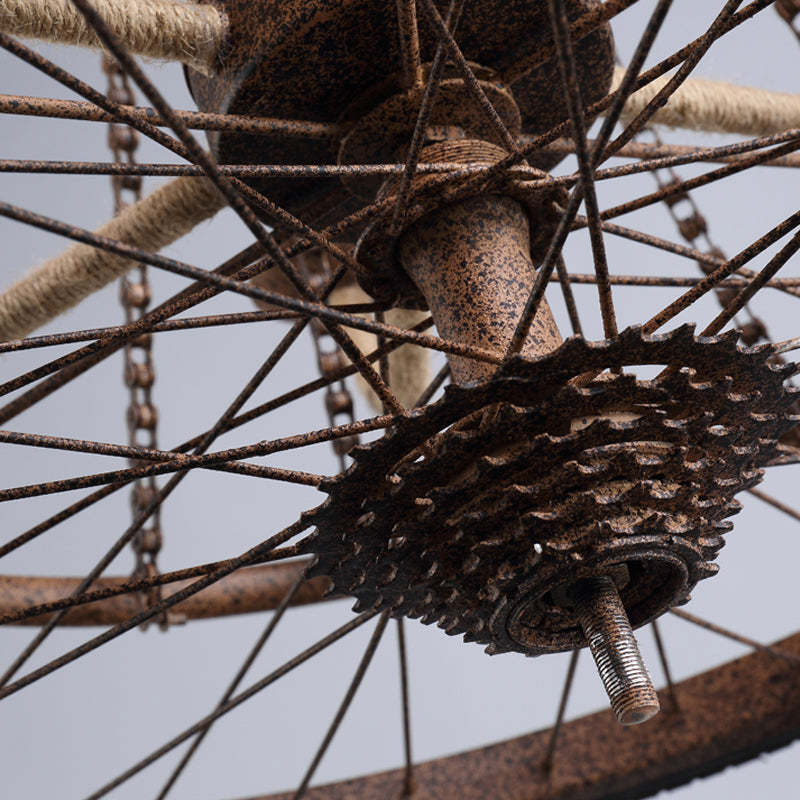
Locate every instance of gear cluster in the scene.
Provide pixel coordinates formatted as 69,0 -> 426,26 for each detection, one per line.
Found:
306,327 -> 798,655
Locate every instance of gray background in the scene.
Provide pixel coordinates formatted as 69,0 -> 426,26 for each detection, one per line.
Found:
2,1 -> 800,798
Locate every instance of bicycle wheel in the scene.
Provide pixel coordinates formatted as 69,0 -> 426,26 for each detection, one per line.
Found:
2,1 -> 800,799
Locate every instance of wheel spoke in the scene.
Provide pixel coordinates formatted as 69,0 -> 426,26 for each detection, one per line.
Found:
0,93 -> 343,137
670,608 -> 800,666
293,612 -> 391,799
643,209 -> 800,334
651,621 -> 679,712
540,649 -> 579,774
82,609 -> 378,800
155,570 -> 309,800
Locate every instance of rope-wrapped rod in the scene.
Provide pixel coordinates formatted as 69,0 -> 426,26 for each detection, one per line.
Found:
0,177 -> 226,342
613,66 -> 800,138
0,0 -> 226,75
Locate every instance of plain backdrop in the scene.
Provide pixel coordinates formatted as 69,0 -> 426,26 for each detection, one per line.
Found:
2,1 -> 800,798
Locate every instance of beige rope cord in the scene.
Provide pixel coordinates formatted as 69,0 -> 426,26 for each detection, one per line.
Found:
0,177 -> 226,342
0,0 -> 226,75
329,282 -> 432,412
610,65 -> 800,138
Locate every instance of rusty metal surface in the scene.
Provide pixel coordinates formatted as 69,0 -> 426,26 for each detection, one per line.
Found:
0,563 -> 329,626
399,190 -> 561,381
308,327 -> 798,655
254,629 -> 800,800
186,0 -> 613,225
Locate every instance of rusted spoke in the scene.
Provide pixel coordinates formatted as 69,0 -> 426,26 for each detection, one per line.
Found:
547,0 -> 621,339
643,209 -> 800,334
555,254 -> 584,337
389,0 -> 465,236
0,158 -> 500,178
701,229 -> 800,336
0,515 -> 316,699
670,608 -> 800,666
67,0 -> 402,413
0,93 -> 343,138
0,552 -> 309,626
650,620 -> 679,712
81,609 -> 378,800
605,0 -> 745,159
396,0 -> 423,89
748,487 -> 800,523
498,0 -> 640,86
602,138 -> 800,223
0,304 -> 385,354
418,0 -> 519,154
155,570 -> 309,800
396,618 -> 415,796
176,324 -> 432,452
293,612 -> 391,799
0,33 -> 188,157
1,256 -> 347,683
532,135 -> 800,173
0,461 -> 323,501
0,203 -> 500,396
587,217 -> 800,299
540,649 -> 579,773
438,0 -> 775,208
558,271 -> 800,290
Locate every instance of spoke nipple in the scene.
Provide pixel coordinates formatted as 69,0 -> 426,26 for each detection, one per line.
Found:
571,574 -> 660,726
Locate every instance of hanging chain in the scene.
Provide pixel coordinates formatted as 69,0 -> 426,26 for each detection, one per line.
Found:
642,126 -> 771,348
103,56 -> 173,629
295,247 -> 360,470
639,123 -> 800,449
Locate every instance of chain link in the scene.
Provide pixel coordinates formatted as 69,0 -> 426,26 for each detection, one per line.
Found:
294,247 -> 361,470
103,56 -> 176,629
641,127 -> 773,348
640,121 -> 800,448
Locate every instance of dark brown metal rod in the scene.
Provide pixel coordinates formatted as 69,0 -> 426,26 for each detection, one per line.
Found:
83,610 -> 379,800
0,516 -> 316,701
155,570 -> 309,800
0,563 -> 328,627
0,93 -> 343,137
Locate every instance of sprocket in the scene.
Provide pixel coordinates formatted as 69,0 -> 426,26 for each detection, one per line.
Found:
305,326 -> 798,655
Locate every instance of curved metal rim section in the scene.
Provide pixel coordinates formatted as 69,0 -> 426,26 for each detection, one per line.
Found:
0,562 -> 329,625
252,630 -> 800,800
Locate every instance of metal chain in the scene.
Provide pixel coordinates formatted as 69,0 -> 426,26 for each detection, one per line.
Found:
641,126 -> 770,348
296,247 -> 360,470
103,55 -> 173,629
639,122 -> 800,448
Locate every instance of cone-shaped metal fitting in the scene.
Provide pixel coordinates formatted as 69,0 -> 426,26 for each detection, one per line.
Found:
572,574 -> 660,725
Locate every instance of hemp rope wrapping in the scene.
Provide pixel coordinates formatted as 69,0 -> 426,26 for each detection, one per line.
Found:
611,65 -> 800,137
329,282 -> 431,412
0,177 -> 226,342
0,0 -> 225,74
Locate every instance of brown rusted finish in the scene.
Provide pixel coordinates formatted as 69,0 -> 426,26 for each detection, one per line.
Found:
0,94 -> 343,138
0,564 -> 329,626
185,0 -> 613,225
255,629 -> 800,800
308,328 -> 798,655
571,575 -> 659,726
399,191 -> 561,382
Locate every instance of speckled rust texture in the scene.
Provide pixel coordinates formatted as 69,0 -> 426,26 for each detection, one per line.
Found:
0,564 -> 328,626
186,0 -> 613,224
255,630 -> 800,800
399,192 -> 562,382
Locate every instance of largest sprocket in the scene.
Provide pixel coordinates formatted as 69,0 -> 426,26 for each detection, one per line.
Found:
305,326 -> 798,655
